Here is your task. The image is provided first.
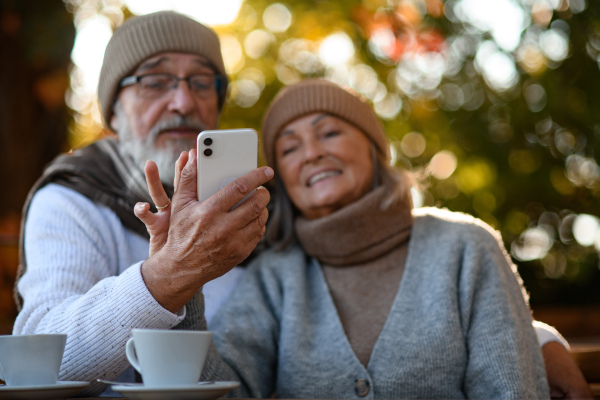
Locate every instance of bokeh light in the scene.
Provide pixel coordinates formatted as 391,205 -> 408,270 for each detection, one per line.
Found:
400,132 -> 426,158
512,226 -> 554,261
566,154 -> 600,187
220,34 -> 245,74
124,0 -> 243,25
230,79 -> 261,108
475,41 -> 519,91
541,252 -> 567,279
523,83 -> 546,111
573,214 -> 600,247
70,15 -> 112,96
428,150 -> 458,180
263,3 -> 292,33
374,93 -> 402,120
318,32 -> 355,67
244,29 -> 274,59
276,63 -> 301,85
438,83 -> 464,111
453,0 -> 529,52
349,64 -> 379,97
540,28 -> 569,62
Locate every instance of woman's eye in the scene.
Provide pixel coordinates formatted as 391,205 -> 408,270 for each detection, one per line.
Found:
324,130 -> 339,138
281,146 -> 297,156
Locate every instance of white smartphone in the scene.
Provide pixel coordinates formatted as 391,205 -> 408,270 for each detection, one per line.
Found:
196,128 -> 258,207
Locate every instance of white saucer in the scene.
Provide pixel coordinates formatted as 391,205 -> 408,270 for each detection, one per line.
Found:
112,381 -> 239,400
0,381 -> 89,399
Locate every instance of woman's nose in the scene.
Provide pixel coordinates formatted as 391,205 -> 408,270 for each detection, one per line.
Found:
302,138 -> 327,163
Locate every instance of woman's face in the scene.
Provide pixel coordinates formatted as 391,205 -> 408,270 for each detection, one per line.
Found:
275,113 -> 375,219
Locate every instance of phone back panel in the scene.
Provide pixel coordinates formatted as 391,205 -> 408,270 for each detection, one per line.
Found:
196,129 -> 258,203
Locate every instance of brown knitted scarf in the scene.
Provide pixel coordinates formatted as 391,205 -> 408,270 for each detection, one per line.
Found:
14,138 -> 172,310
295,186 -> 413,366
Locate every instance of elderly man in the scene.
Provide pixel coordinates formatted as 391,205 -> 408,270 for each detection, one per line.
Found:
13,11 -> 272,396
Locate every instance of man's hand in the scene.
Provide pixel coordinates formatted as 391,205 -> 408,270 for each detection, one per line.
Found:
135,151 -> 190,257
136,149 -> 273,313
542,341 -> 593,399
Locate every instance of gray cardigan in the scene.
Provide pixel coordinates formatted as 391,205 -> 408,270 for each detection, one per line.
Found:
196,207 -> 549,399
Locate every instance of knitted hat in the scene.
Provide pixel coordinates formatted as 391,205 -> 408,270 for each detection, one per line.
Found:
98,11 -> 228,125
261,79 -> 389,168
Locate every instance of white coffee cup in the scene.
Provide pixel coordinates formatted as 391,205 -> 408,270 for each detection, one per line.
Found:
0,334 -> 67,387
125,329 -> 212,387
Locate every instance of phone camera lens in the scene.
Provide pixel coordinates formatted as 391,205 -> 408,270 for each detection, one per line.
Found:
203,138 -> 213,146
204,148 -> 213,157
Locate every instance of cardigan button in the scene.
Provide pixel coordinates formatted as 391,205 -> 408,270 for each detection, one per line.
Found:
354,379 -> 370,397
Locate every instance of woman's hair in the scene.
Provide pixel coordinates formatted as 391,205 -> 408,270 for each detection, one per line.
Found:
264,143 -> 414,250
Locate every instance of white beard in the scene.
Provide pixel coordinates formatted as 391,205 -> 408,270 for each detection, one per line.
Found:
114,105 -> 206,185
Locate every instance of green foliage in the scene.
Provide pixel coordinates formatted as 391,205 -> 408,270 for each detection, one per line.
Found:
215,0 -> 600,305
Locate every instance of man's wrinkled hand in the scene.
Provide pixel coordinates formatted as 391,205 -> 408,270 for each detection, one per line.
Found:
542,341 -> 593,399
137,149 -> 273,313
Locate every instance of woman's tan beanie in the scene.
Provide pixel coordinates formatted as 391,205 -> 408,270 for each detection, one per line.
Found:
261,79 -> 390,168
98,11 -> 227,126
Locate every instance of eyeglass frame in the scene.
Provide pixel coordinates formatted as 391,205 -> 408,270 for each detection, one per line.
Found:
118,72 -> 226,100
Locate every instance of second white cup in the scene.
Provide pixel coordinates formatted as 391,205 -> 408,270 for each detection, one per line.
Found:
125,329 -> 212,387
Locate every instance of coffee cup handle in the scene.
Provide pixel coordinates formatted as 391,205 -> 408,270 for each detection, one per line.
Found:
125,338 -> 142,374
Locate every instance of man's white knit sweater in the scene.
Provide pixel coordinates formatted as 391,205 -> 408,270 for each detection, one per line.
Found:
13,183 -> 243,396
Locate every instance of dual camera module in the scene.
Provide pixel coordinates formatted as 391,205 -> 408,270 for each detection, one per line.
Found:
203,138 -> 213,156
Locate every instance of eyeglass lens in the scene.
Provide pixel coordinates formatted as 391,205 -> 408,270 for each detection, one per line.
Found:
138,74 -> 218,99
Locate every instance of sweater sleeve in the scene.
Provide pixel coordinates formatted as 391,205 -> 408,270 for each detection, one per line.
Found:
199,258 -> 281,398
458,224 -> 550,399
534,320 -> 570,349
13,185 -> 185,396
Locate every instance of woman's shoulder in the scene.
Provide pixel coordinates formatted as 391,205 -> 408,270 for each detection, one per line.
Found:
411,207 -> 502,246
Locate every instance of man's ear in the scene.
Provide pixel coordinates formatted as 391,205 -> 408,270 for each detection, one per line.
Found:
109,101 -> 120,133
110,113 -> 119,133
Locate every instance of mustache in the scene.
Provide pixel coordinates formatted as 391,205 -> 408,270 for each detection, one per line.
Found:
147,116 -> 208,141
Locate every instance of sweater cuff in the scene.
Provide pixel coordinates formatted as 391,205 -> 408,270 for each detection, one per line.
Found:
110,261 -> 186,329
533,320 -> 570,350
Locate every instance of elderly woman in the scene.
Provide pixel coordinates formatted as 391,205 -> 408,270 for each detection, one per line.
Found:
136,79 -> 582,398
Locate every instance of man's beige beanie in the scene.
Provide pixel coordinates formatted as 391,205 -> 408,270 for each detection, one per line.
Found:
98,11 -> 227,126
261,79 -> 390,168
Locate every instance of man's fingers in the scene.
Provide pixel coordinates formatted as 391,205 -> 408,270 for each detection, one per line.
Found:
172,149 -> 198,205
224,186 -> 270,228
174,151 -> 189,192
144,160 -> 170,210
208,167 -> 274,211
134,202 -> 158,226
235,210 -> 268,250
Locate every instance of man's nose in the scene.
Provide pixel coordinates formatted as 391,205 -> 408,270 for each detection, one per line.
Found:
167,80 -> 196,115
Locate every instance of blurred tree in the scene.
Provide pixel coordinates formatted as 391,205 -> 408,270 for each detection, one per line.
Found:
0,0 -> 74,215
0,0 -> 75,331
216,0 -> 600,306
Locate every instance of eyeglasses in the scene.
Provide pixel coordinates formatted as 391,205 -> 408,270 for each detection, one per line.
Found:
119,73 -> 224,99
